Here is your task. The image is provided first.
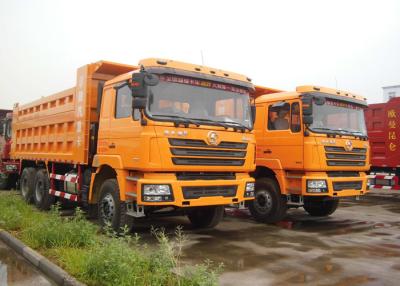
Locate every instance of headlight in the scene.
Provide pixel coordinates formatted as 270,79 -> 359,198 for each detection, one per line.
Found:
142,184 -> 173,202
5,164 -> 17,172
246,182 -> 255,192
143,184 -> 171,195
307,180 -> 328,193
245,182 -> 255,197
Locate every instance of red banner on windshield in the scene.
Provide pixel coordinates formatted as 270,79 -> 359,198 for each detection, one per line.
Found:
326,99 -> 363,110
159,74 -> 248,94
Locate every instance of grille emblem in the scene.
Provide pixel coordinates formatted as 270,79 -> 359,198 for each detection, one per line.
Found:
207,131 -> 219,146
344,140 -> 353,151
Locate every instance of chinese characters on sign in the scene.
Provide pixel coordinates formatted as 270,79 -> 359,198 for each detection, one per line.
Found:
388,109 -> 397,152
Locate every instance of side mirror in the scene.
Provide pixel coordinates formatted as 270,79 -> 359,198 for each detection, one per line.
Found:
251,105 -> 256,125
132,97 -> 147,110
131,72 -> 159,97
303,115 -> 313,125
301,96 -> 313,116
144,73 -> 159,86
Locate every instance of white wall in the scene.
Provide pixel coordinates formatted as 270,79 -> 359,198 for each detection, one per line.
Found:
383,86 -> 400,102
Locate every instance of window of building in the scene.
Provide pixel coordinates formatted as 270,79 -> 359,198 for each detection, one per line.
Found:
388,91 -> 396,99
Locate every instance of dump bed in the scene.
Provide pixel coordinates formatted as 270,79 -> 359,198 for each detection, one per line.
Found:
365,97 -> 400,168
11,61 -> 137,164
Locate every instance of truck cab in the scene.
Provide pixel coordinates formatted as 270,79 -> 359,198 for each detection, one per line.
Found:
0,112 -> 19,189
250,85 -> 369,222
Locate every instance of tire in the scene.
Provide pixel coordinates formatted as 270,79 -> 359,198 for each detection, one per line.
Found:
20,167 -> 37,203
33,169 -> 55,210
0,175 -> 8,189
248,177 -> 287,223
303,198 -> 339,217
98,179 -> 133,233
187,206 -> 224,228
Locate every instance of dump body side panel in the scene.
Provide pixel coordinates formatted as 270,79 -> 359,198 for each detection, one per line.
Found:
11,61 -> 137,164
365,97 -> 400,168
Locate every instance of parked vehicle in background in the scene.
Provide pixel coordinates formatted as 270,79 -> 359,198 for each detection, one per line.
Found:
250,85 -> 370,222
365,97 -> 400,190
0,110 -> 19,189
10,59 -> 256,231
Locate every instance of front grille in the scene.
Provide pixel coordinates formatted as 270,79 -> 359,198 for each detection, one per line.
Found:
327,160 -> 366,166
172,157 -> 245,166
333,181 -> 363,191
176,172 -> 235,181
327,171 -> 360,177
171,148 -> 246,158
182,185 -> 237,199
325,146 -> 367,153
326,153 -> 366,160
325,146 -> 367,167
169,138 -> 247,149
169,138 -> 248,166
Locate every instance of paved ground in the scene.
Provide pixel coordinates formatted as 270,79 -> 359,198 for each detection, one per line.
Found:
0,240 -> 55,286
134,191 -> 400,286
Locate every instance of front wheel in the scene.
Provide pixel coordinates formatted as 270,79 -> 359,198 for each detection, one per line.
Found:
187,206 -> 224,228
248,177 -> 287,223
98,179 -> 133,233
303,198 -> 339,216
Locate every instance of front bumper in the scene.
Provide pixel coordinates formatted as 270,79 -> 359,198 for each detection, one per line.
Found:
300,172 -> 368,197
134,173 -> 255,207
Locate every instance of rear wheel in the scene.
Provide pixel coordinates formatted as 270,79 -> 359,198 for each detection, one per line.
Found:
249,177 -> 287,223
187,206 -> 224,228
98,179 -> 133,233
303,198 -> 339,216
33,169 -> 55,210
20,167 -> 36,203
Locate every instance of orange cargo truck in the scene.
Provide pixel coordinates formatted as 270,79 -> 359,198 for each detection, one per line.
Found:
11,59 -> 256,230
249,85 -> 369,222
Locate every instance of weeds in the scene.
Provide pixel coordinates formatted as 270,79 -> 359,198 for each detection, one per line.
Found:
0,192 -> 222,285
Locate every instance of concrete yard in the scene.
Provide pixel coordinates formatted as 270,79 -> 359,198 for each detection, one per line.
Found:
135,191 -> 400,286
1,190 -> 399,285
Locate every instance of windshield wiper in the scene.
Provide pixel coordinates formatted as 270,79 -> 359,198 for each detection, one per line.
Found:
218,121 -> 251,131
152,114 -> 200,127
311,127 -> 366,137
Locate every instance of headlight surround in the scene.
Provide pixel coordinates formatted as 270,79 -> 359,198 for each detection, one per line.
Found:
245,182 -> 255,197
142,184 -> 173,202
306,180 -> 328,193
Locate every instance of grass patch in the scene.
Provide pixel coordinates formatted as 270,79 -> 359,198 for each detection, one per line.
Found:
0,192 -> 222,285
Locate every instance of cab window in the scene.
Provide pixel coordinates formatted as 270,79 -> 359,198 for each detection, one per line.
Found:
290,102 -> 301,132
115,85 -> 140,120
268,103 -> 290,130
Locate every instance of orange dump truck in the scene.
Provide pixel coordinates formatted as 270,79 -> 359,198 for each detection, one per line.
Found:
249,85 -> 370,222
11,59 -> 256,230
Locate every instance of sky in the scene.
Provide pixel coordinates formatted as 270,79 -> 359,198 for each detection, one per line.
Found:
0,0 -> 399,109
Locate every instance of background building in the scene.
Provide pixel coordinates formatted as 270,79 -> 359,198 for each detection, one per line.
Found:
383,85 -> 400,102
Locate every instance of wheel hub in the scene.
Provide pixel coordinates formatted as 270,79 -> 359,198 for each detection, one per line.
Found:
35,180 -> 44,202
254,190 -> 273,214
101,194 -> 115,222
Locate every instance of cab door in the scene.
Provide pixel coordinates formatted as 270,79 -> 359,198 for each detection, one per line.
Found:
263,100 -> 304,170
107,85 -> 142,169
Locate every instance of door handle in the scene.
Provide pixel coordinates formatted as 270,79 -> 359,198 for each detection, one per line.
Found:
109,143 -> 116,149
264,149 -> 272,154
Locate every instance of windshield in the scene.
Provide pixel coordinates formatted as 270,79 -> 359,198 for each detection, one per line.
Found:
147,74 -> 252,130
309,99 -> 367,136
